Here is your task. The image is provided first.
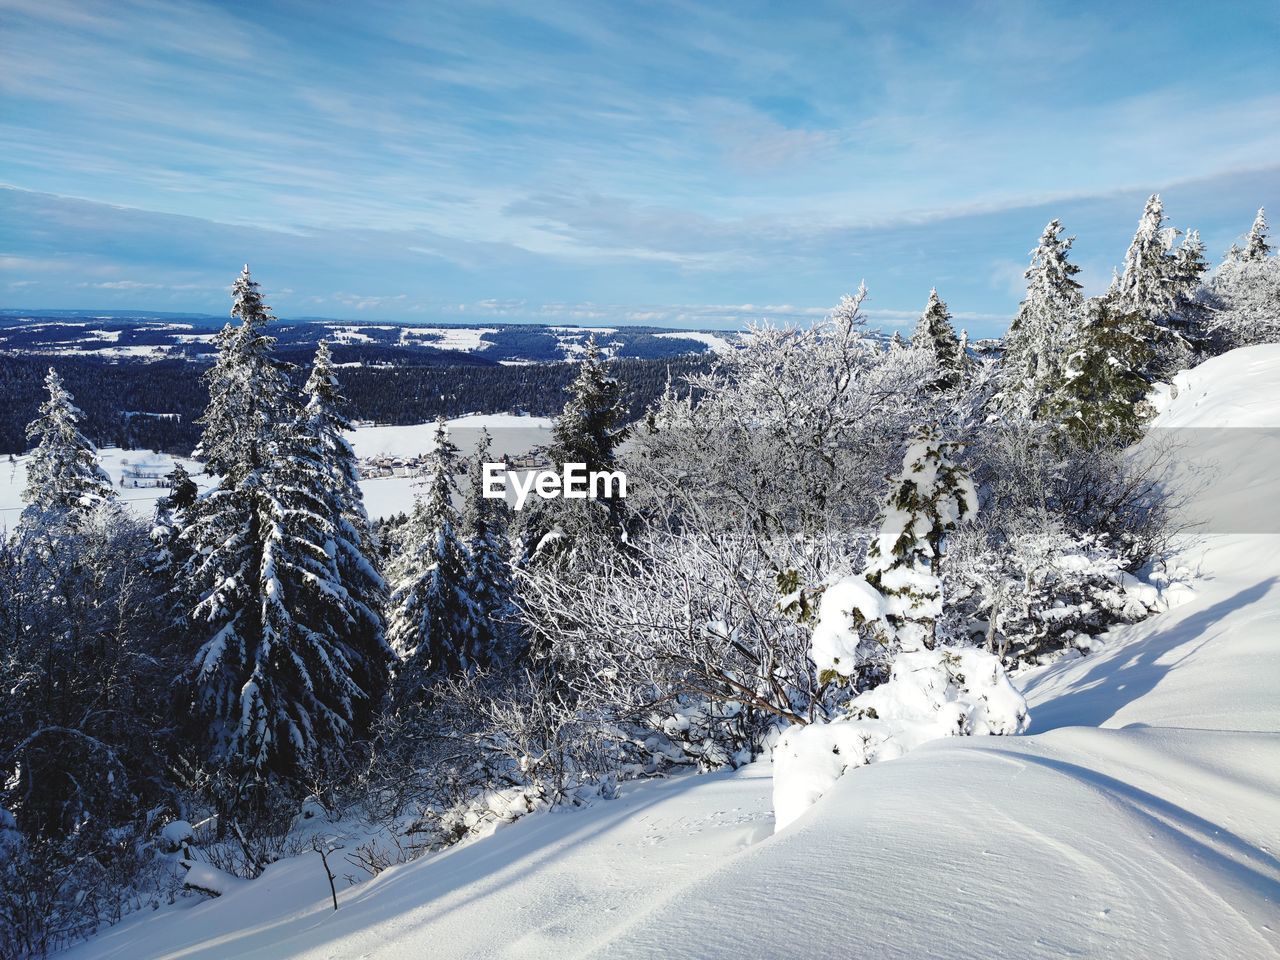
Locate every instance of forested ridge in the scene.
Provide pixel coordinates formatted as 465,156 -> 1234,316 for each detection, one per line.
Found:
0,353 -> 710,456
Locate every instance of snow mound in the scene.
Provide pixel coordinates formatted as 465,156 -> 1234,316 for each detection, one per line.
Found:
774,647 -> 1029,831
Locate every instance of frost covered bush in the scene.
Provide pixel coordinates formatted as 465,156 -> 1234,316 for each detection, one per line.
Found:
954,419 -> 1181,664
628,285 -> 968,538
773,645 -> 1029,831
945,520 -> 1159,665
518,523 -> 820,769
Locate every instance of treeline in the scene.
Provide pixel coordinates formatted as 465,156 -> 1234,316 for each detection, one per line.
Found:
0,353 -> 710,456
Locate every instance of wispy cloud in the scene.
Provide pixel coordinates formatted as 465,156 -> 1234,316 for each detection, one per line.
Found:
1,1 -> 1277,333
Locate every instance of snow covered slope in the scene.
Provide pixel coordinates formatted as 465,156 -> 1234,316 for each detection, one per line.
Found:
65,347 -> 1280,960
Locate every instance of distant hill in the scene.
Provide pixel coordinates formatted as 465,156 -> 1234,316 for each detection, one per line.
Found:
0,313 -> 740,366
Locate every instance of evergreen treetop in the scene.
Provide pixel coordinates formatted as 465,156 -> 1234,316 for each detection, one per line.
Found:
911,289 -> 963,389
549,337 -> 629,473
21,367 -> 115,522
1241,208 -> 1272,262
195,265 -> 292,485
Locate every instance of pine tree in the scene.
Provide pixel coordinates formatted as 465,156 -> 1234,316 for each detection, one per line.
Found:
1210,210 -> 1280,348
1110,194 -> 1200,375
1168,229 -> 1211,352
150,461 -> 198,580
1241,208 -> 1272,262
387,418 -> 482,696
524,337 -> 633,567
20,368 -> 115,524
299,341 -> 391,728
865,426 -> 977,652
911,289 -> 963,390
179,268 -> 387,803
194,265 -> 291,486
462,427 -> 515,668
999,220 -> 1083,419
1046,297 -> 1154,446
548,337 -> 630,474
1112,194 -> 1178,322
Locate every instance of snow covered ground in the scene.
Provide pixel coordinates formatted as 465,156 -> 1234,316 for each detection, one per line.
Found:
0,414 -> 554,528
346,414 -> 552,461
396,326 -> 499,351
60,347 -> 1280,959
0,447 -> 212,530
654,330 -> 735,355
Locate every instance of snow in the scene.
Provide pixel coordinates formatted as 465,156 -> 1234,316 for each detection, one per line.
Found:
807,574 -> 885,676
159,820 -> 195,852
773,646 -> 1029,831
396,327 -> 498,352
346,415 -> 552,461
654,331 -> 734,355
0,447 -> 212,527
0,416 -> 554,525
59,347 -> 1280,959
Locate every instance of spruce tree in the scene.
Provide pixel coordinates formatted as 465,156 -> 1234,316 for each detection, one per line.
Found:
150,461 -> 198,580
1168,229 -> 1211,352
999,220 -> 1083,419
179,268 -> 387,804
462,427 -> 515,668
299,341 -> 391,729
523,337 -> 633,567
911,290 -> 963,390
548,337 -> 630,474
387,419 -> 482,696
1112,194 -> 1178,322
1046,297 -> 1154,446
1210,210 -> 1280,348
1111,194 -> 1201,375
1241,208 -> 1272,262
194,265 -> 291,485
865,427 -> 977,652
21,368 -> 115,525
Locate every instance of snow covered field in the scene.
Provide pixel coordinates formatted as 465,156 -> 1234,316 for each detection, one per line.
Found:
0,414 -> 554,528
346,414 -> 552,461
57,347 -> 1280,959
654,330 -> 734,355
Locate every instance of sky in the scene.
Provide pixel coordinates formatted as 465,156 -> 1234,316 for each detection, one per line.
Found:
1,0 -> 1278,337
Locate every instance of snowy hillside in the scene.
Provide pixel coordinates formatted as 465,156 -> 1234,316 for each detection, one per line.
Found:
0,315 -> 739,365
62,346 -> 1280,959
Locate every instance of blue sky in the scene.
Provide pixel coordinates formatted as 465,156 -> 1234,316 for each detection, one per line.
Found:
1,0 -> 1277,336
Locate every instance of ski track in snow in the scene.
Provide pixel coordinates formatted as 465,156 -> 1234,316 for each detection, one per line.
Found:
63,347 -> 1280,960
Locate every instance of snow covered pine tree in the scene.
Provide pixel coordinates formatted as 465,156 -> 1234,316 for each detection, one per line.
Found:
831,425 -> 979,673
776,428 -> 1026,832
462,426 -> 516,668
522,335 -> 632,568
998,219 -> 1083,420
1209,208 -> 1280,348
179,267 -> 389,811
911,289 -> 964,390
20,368 -> 116,526
387,418 -> 483,696
1110,193 -> 1206,375
1048,297 -> 1155,447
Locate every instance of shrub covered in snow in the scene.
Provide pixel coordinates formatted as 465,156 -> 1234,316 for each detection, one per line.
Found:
773,646 -> 1029,831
